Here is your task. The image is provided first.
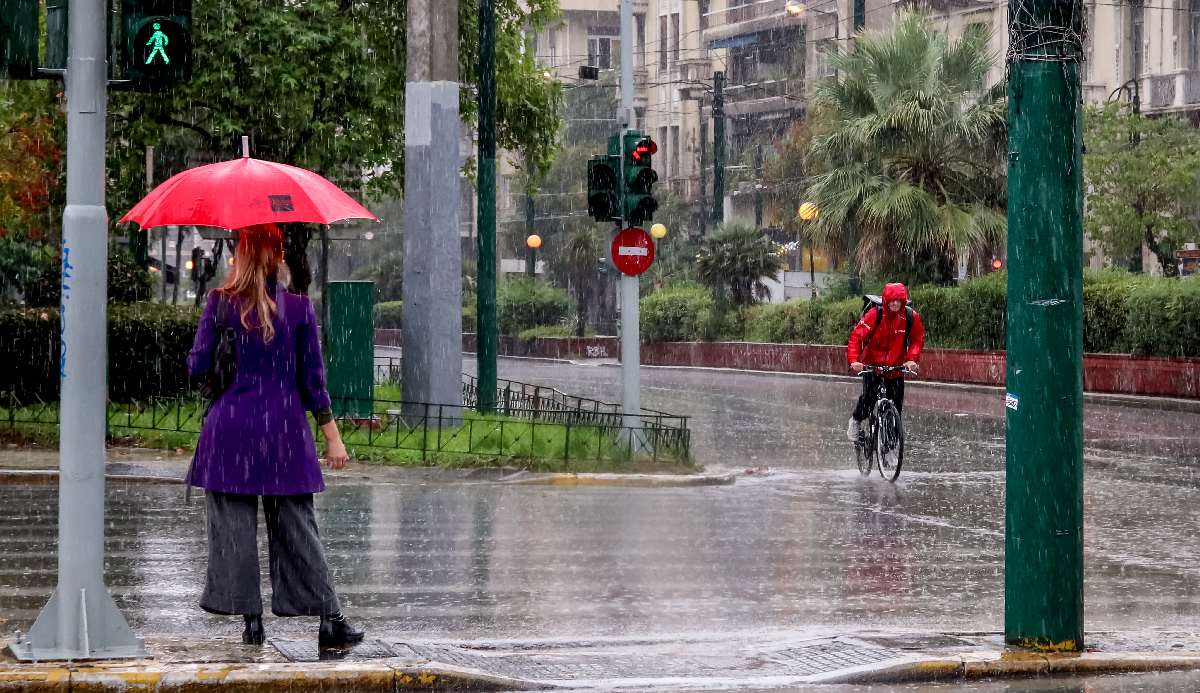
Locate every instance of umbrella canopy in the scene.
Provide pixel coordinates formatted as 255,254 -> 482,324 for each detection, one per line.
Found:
120,148 -> 379,231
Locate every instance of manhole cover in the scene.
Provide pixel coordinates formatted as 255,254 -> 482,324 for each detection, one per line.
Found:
271,638 -> 399,662
763,642 -> 899,676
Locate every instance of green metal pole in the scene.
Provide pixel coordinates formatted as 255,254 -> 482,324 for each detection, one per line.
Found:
1005,0 -> 1084,652
475,0 -> 498,413
712,71 -> 725,225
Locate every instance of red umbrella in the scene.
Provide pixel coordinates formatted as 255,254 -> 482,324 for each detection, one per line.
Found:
119,138 -> 379,230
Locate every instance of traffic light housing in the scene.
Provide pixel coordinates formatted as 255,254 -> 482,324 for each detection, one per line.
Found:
0,0 -> 38,79
587,155 -> 618,222
622,131 -> 658,226
123,0 -> 192,88
189,246 -> 202,282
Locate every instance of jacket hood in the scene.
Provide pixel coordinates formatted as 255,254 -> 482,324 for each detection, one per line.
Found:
882,282 -> 908,304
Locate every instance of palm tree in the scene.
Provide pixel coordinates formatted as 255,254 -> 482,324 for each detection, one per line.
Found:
695,223 -> 786,306
805,12 -> 1007,284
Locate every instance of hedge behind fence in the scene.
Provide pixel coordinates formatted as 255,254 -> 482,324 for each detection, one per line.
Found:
0,303 -> 199,402
648,272 -> 1200,358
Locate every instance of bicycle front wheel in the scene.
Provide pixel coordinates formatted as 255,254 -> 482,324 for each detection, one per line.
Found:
875,401 -> 904,482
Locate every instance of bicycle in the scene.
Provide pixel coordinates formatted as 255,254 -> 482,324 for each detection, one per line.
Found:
853,365 -> 913,482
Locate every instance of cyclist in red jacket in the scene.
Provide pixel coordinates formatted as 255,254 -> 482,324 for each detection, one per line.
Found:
846,282 -> 926,441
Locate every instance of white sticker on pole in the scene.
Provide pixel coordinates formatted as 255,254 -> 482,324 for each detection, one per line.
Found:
1005,393 -> 1019,411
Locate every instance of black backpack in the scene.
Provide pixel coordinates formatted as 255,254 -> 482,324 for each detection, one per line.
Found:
861,294 -> 914,352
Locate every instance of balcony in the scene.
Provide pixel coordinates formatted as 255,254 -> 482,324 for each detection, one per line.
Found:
703,0 -> 802,48
1142,70 -> 1200,113
723,77 -> 805,117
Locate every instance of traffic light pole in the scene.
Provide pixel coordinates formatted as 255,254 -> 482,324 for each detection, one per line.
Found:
9,0 -> 143,661
617,0 -> 641,436
475,0 -> 498,413
1005,0 -> 1084,652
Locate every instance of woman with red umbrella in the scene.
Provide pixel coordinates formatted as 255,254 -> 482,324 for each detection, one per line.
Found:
186,223 -> 364,648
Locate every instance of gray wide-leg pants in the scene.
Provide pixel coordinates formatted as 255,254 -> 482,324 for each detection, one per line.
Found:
200,491 -> 341,617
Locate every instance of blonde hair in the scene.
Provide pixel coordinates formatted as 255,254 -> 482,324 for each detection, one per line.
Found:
220,224 -> 284,342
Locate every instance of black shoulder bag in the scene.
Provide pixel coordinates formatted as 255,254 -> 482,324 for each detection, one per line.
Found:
186,292 -> 238,502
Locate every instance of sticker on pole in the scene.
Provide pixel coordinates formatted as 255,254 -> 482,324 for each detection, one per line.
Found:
1005,393 -> 1019,411
611,227 -> 655,276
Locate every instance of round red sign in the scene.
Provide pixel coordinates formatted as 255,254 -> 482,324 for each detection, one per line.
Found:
610,227 -> 656,276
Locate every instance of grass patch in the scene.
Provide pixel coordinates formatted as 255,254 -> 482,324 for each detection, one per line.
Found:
0,396 -> 695,473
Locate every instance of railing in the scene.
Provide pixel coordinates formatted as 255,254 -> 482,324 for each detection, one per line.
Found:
1,392 -> 693,464
374,355 -> 692,460
724,77 -> 803,105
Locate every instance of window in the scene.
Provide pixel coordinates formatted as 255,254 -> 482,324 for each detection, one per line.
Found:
817,40 -> 837,78
1190,0 -> 1200,69
548,26 -> 559,67
671,13 -> 681,65
636,14 -> 646,68
670,126 -> 680,179
1131,0 -> 1144,78
1085,5 -> 1095,80
659,15 -> 668,72
587,26 -> 620,70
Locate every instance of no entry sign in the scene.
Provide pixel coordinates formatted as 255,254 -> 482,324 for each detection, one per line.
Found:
611,227 -> 655,276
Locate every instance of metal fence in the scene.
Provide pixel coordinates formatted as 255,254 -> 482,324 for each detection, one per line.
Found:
3,389 -> 691,465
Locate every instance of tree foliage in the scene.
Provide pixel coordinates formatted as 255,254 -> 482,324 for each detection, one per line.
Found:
695,223 -> 785,306
105,0 -> 564,217
805,13 -> 1006,284
1083,103 -> 1200,276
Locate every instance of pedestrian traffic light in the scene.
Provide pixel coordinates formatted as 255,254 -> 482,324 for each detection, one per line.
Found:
992,257 -> 1004,271
622,131 -> 658,226
122,0 -> 192,88
0,0 -> 39,79
587,155 -> 618,222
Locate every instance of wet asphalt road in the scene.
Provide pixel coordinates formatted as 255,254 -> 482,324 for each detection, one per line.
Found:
3,356 -> 1200,687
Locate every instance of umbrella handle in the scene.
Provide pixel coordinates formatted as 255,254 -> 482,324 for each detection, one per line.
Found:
241,135 -> 250,158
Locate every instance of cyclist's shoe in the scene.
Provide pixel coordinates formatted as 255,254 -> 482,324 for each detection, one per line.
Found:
847,417 -> 861,442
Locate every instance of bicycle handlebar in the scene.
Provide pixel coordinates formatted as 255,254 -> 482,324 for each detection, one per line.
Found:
856,365 -> 917,376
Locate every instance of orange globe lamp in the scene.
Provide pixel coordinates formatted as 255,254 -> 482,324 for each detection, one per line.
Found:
798,202 -> 818,221
526,234 -> 543,249
650,223 -> 667,239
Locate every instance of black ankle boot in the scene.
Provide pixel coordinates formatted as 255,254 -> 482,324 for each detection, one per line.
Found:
242,614 -> 265,645
318,612 -> 364,648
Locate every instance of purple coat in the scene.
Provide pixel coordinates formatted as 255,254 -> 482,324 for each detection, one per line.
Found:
186,282 -> 331,496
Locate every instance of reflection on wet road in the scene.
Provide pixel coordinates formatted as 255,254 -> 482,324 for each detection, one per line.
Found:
3,357 -> 1199,658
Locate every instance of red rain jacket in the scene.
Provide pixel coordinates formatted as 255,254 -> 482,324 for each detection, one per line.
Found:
847,283 -> 926,376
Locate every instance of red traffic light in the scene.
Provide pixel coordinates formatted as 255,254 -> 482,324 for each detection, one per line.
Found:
991,257 -> 1004,271
631,137 -> 657,163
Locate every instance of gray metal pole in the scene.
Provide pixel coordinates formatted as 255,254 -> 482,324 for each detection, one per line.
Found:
401,0 -> 463,422
618,0 -> 641,434
10,0 -> 142,661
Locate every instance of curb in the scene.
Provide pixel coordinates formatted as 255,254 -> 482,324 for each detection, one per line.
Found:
831,652 -> 1200,684
504,471 -> 736,487
0,660 -> 546,692
0,469 -> 182,485
0,467 -> 728,489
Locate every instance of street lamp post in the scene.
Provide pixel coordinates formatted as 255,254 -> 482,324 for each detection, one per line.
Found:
525,234 -> 542,277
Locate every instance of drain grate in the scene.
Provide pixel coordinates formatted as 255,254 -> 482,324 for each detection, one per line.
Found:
406,644 -> 723,681
764,642 -> 899,676
271,638 -> 400,662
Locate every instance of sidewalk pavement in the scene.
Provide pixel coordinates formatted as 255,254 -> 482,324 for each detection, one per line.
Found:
4,631 -> 1200,691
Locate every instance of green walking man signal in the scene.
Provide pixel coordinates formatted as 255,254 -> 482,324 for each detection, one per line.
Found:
145,22 -> 171,64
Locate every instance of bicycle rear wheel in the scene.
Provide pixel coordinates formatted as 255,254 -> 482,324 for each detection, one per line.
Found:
875,401 -> 904,482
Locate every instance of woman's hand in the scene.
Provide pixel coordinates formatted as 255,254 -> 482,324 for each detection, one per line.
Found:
324,438 -> 349,470
320,420 -> 349,470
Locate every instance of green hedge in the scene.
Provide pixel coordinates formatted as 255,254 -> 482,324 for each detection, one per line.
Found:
652,271 -> 1200,358
374,301 -> 403,329
497,278 -> 570,335
639,284 -> 720,342
0,303 -> 199,403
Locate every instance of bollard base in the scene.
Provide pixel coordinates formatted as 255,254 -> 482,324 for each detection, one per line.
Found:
8,586 -> 145,662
